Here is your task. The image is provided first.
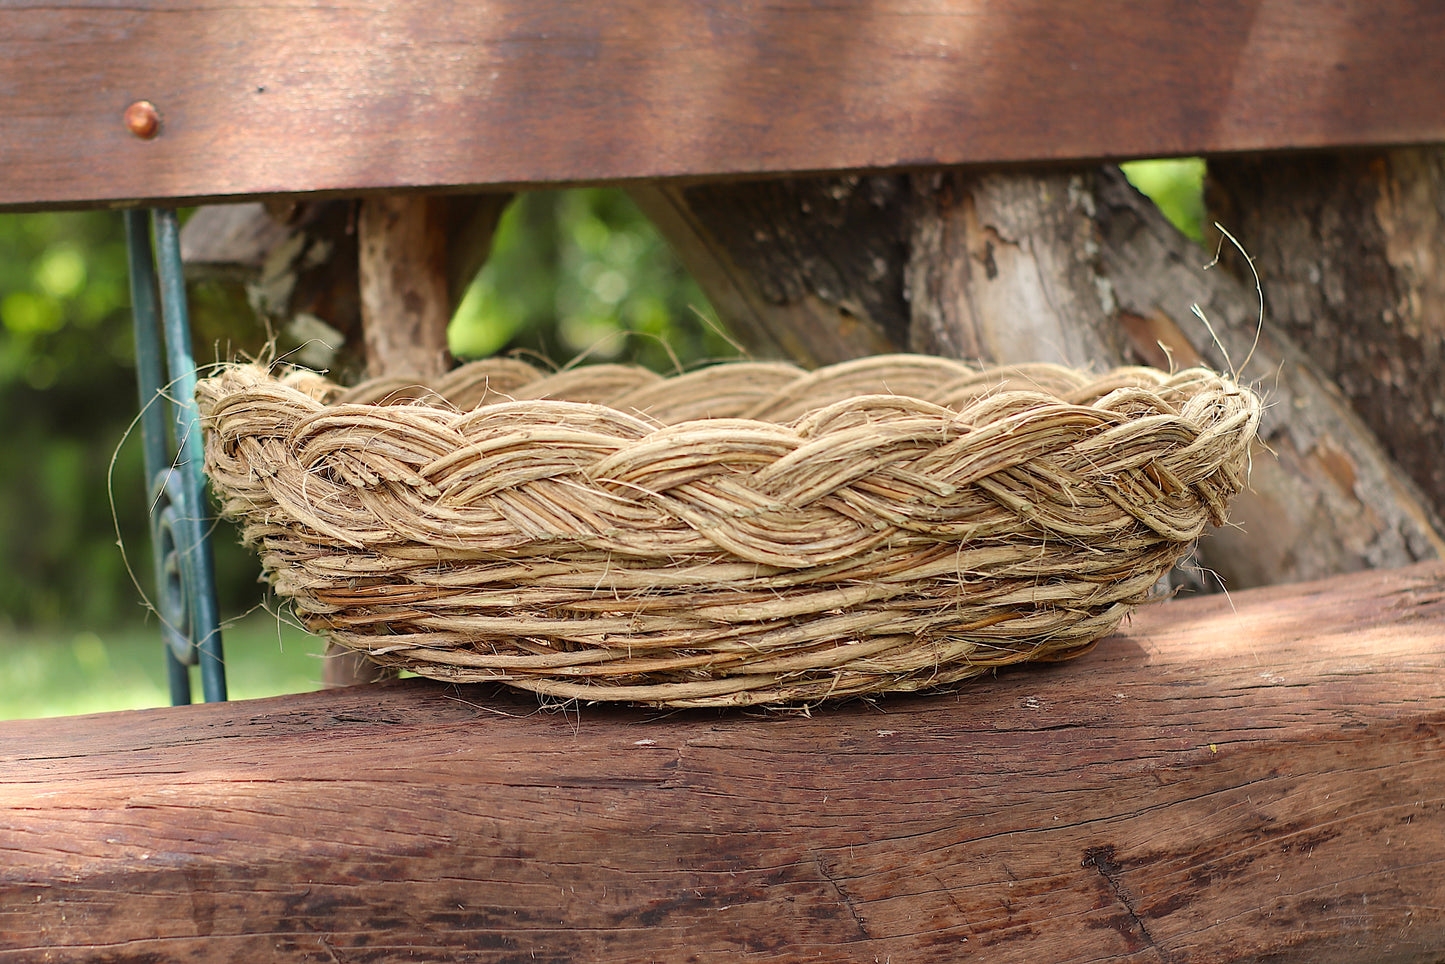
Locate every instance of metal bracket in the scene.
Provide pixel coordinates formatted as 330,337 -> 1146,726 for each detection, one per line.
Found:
124,209 -> 227,705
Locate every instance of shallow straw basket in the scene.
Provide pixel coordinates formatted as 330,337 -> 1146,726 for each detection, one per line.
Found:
197,354 -> 1260,708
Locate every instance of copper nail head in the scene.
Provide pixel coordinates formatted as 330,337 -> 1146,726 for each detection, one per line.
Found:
124,101 -> 161,140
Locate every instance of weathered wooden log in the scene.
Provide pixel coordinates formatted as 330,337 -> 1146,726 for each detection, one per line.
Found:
1206,147 -> 1445,521
358,194 -> 453,378
629,178 -> 910,367
907,165 -> 1445,586
181,200 -> 363,373
179,201 -> 299,283
1090,167 -> 1445,586
4,562 -> 1444,963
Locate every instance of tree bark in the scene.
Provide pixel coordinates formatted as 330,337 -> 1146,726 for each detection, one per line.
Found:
641,167 -> 1445,589
907,165 -> 1445,586
1206,147 -> 1445,519
1093,167 -> 1445,585
629,177 -> 910,367
904,169 -> 1126,365
358,195 -> 460,379
181,200 -> 363,373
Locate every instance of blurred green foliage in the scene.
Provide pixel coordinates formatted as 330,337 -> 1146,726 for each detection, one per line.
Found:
450,189 -> 735,371
0,210 -> 273,634
1121,158 -> 1207,242
0,212 -> 149,629
0,162 -> 1203,639
0,613 -> 323,720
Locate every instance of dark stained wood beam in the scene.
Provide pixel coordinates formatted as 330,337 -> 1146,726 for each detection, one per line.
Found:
3,562 -> 1444,962
2,0 -> 1442,211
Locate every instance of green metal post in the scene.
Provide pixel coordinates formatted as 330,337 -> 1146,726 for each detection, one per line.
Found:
124,209 -> 227,704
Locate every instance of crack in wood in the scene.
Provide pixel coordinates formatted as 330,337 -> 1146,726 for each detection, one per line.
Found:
812,851 -> 872,941
329,714 -> 404,725
318,934 -> 348,964
1083,845 -> 1170,962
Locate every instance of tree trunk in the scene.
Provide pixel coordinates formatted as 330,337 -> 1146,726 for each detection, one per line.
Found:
358,195 -> 461,380
904,169 -> 1126,365
640,167 -> 1445,589
629,178 -> 910,368
1206,147 -> 1445,519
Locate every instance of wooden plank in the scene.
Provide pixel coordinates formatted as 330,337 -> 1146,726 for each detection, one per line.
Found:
3,564 -> 1444,962
2,0 -> 1443,211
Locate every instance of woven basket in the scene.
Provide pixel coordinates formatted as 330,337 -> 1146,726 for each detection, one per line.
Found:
197,354 -> 1260,708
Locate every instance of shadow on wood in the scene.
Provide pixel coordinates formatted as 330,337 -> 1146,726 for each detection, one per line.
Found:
3,563 -> 1443,962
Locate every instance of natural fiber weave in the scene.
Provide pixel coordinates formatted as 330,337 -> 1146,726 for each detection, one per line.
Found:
197,354 -> 1260,707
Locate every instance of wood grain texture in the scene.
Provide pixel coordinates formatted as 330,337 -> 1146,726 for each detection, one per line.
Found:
3,563 -> 1444,962
3,0 -> 1443,211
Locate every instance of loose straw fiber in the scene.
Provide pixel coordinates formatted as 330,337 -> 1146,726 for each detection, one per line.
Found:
197,354 -> 1260,708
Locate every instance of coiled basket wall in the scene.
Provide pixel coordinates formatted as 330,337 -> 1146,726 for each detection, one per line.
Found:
198,354 -> 1260,708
